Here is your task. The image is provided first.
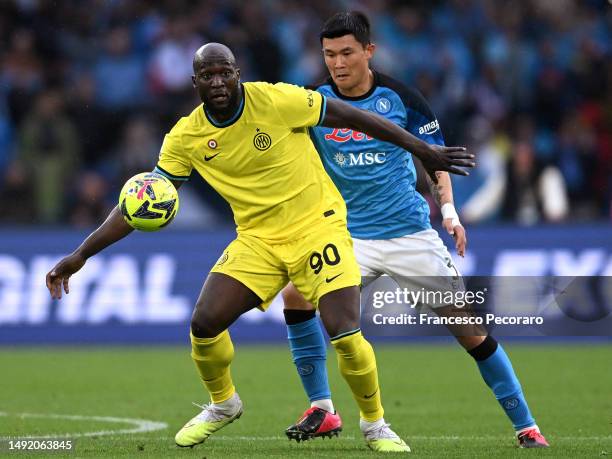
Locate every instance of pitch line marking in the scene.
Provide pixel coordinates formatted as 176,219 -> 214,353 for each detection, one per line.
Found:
103,434 -> 612,442
210,435 -> 611,441
0,412 -> 167,439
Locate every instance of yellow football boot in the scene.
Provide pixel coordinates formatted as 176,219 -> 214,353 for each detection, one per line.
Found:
361,420 -> 411,453
175,394 -> 243,447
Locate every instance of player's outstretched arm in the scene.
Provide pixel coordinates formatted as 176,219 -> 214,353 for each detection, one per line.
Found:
322,98 -> 475,182
45,206 -> 134,299
45,178 -> 184,299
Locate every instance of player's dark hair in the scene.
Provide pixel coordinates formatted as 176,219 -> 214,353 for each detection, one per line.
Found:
320,11 -> 371,47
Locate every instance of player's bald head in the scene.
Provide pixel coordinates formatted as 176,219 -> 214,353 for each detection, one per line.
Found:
191,42 -> 241,113
193,43 -> 236,71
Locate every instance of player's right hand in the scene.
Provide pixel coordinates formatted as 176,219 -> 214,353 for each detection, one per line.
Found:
443,219 -> 467,257
46,253 -> 86,299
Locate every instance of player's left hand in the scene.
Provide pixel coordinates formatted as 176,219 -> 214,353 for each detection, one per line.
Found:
420,145 -> 475,183
443,219 -> 466,257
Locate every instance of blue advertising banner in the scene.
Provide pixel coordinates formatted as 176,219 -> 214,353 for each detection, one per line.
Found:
0,225 -> 610,344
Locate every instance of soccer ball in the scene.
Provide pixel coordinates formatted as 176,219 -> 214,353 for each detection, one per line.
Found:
119,172 -> 179,232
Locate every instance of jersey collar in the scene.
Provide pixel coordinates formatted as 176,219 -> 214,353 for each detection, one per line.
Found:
203,84 -> 245,128
328,69 -> 379,101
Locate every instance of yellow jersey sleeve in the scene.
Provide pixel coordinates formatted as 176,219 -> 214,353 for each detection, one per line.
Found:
269,82 -> 326,129
155,118 -> 192,181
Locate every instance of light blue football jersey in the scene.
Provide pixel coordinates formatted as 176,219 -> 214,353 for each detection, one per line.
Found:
310,71 -> 445,239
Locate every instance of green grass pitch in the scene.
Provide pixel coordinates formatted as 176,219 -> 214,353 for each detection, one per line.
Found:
0,344 -> 610,458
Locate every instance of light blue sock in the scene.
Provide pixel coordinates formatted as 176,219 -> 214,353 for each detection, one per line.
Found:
286,317 -> 331,403
476,343 -> 536,431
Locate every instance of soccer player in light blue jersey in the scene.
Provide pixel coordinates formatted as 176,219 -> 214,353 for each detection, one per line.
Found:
282,12 -> 549,450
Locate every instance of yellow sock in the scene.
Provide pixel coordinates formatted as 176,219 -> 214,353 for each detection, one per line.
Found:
190,330 -> 235,403
331,330 -> 384,422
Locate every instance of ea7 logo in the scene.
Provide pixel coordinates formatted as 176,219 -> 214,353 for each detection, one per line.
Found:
418,119 -> 440,135
325,128 -> 373,143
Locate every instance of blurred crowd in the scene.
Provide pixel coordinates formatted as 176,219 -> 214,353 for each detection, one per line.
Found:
0,0 -> 610,227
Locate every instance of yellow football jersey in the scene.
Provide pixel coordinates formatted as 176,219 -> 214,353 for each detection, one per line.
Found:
155,82 -> 347,243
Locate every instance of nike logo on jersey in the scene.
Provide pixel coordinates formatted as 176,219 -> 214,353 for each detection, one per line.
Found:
325,273 -> 343,283
205,152 -> 220,161
364,388 -> 378,399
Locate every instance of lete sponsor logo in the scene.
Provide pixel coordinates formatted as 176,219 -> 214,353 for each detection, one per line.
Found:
324,128 -> 373,143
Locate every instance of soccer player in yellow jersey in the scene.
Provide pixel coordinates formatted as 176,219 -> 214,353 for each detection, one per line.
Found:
46,43 -> 474,453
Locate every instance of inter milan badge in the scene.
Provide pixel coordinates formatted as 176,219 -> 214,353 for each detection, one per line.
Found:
253,130 -> 272,151
216,252 -> 229,266
208,139 -> 217,149
375,97 -> 391,114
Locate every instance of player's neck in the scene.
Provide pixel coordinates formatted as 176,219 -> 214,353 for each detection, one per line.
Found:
337,69 -> 374,98
206,86 -> 244,124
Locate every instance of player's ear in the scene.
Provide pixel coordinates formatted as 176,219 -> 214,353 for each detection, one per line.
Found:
235,68 -> 240,81
191,75 -> 196,88
365,43 -> 376,59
